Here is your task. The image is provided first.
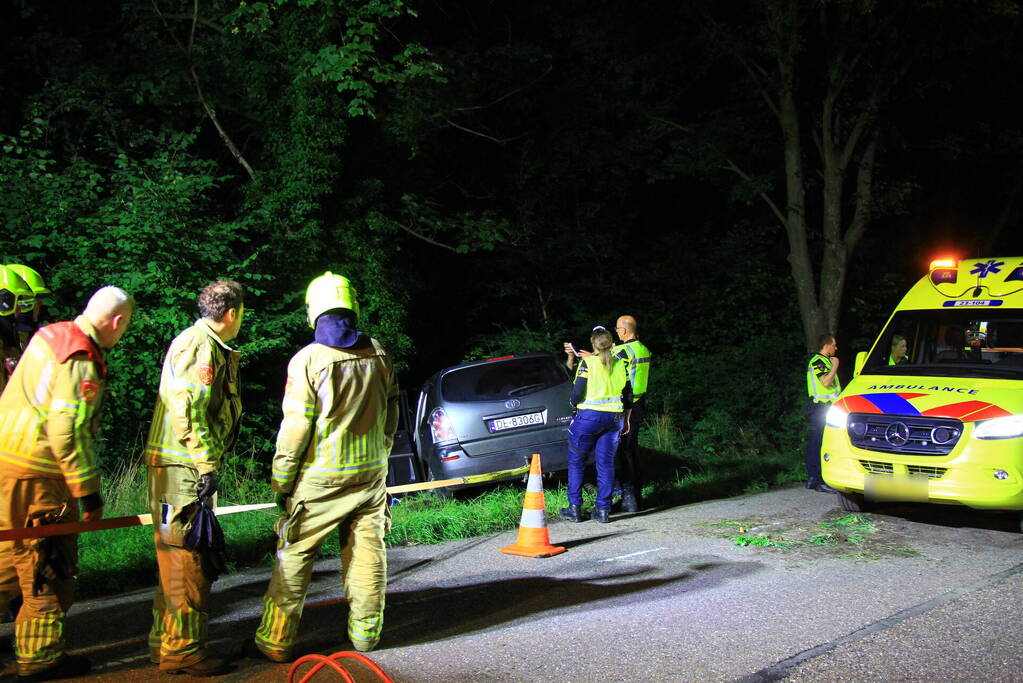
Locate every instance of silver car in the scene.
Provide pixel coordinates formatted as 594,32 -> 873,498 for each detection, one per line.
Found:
412,352 -> 573,492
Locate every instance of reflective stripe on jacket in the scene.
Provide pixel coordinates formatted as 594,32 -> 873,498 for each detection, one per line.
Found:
271,338 -> 398,494
806,353 -> 841,403
0,317 -> 106,497
575,355 -> 628,413
145,320 -> 242,475
612,339 -> 652,397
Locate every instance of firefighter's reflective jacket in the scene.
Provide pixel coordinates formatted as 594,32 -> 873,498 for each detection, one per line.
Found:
145,320 -> 242,475
0,317 -> 106,497
271,338 -> 398,494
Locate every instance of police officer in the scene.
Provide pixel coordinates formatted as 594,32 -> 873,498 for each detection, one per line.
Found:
560,326 -> 632,524
0,286 -> 134,681
145,280 -> 244,677
611,315 -> 652,512
251,272 -> 398,660
806,334 -> 840,493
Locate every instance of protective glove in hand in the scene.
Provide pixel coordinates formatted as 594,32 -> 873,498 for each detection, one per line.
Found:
196,472 -> 219,499
275,492 -> 291,512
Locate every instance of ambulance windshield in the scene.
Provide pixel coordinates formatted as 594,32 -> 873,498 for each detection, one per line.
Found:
862,308 -> 1023,378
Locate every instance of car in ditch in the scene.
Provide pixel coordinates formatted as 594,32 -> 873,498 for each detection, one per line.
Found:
411,352 -> 574,493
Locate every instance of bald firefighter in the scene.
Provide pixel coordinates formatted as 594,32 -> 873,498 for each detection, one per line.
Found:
145,281 -> 244,677
251,272 -> 398,661
0,286 -> 134,681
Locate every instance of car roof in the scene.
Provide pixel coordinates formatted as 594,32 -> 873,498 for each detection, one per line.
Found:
431,351 -> 560,380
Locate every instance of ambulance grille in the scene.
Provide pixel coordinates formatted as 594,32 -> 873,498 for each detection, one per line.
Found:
846,413 -> 963,456
860,460 -> 894,474
906,465 -> 947,479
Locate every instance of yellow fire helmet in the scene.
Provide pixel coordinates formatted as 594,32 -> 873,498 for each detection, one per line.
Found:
5,264 -> 49,312
305,271 -> 360,328
0,265 -> 32,317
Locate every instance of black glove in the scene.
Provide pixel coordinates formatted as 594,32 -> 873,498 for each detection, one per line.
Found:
78,492 -> 104,514
275,492 -> 292,511
196,472 -> 219,499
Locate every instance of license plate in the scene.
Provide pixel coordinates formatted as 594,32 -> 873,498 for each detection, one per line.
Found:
864,473 -> 928,503
488,411 -> 545,433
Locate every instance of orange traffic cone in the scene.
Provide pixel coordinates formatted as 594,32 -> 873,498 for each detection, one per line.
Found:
500,454 -> 566,558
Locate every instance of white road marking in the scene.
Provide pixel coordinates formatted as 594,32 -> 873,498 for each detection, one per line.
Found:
601,547 -> 667,562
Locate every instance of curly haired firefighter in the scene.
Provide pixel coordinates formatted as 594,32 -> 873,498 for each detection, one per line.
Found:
145,281 -> 244,677
251,272 -> 398,662
0,286 -> 133,680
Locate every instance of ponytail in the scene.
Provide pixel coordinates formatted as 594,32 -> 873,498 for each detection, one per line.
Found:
591,327 -> 615,374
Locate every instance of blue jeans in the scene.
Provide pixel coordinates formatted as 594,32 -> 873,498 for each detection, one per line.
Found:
567,410 -> 623,510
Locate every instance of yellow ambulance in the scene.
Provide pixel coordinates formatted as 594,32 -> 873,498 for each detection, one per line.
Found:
821,256 -> 1023,529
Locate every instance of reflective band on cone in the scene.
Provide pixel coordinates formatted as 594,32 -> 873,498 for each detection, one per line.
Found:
500,453 -> 566,558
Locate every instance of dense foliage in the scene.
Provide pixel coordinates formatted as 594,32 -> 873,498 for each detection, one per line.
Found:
3,0 -> 1023,481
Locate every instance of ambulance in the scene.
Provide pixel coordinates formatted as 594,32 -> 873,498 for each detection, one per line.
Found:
821,256 -> 1023,529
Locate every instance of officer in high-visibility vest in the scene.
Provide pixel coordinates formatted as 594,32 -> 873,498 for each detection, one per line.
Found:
0,266 -> 33,395
611,315 -> 651,512
560,326 -> 632,524
250,272 -> 398,661
145,280 -> 244,677
0,286 -> 134,680
805,333 -> 840,493
6,265 -> 51,350
889,334 -> 909,365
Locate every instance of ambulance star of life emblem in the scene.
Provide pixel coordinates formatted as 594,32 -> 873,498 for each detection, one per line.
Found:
885,422 -> 910,447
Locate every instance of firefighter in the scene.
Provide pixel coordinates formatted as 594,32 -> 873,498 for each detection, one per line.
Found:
0,265 -> 33,395
610,315 -> 652,512
560,326 -> 632,524
0,286 -> 134,681
806,334 -> 840,493
145,280 -> 244,677
251,272 -> 398,661
6,265 -> 51,349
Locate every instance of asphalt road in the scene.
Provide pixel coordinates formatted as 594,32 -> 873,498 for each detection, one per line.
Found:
2,485 -> 1021,682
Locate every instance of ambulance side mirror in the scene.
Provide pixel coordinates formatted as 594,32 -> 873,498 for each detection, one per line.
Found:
854,351 -> 867,377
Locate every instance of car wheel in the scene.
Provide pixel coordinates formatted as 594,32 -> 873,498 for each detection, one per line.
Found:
1018,512 -> 1023,534
426,461 -> 453,500
836,490 -> 871,512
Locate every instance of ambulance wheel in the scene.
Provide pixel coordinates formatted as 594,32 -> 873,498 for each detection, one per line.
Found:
426,462 -> 453,500
836,490 -> 871,512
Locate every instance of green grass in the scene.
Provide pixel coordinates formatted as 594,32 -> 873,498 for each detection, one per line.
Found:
74,412 -> 806,598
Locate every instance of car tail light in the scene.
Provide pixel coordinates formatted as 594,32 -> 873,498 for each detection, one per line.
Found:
430,407 -> 457,444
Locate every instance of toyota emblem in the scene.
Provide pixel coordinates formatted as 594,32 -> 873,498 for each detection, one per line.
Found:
505,399 -> 521,409
885,422 -> 910,446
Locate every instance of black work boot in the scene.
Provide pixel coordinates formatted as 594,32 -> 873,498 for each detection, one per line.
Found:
590,507 -> 610,523
17,654 -> 91,682
621,489 -> 639,513
559,504 -> 584,523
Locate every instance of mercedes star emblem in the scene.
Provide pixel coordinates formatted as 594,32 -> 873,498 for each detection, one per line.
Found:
885,422 -> 910,446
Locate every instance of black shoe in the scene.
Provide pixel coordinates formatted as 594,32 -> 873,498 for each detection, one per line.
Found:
815,483 -> 837,494
17,654 -> 91,682
621,490 -> 639,513
590,507 -> 610,524
165,656 -> 231,677
559,504 -> 584,523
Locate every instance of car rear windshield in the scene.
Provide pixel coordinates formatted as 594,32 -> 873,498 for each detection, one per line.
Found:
441,356 -> 569,402
862,308 -> 1023,379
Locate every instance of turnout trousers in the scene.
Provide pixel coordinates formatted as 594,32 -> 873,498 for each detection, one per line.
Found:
254,477 -> 389,659
147,465 -> 212,670
0,477 -> 77,676
567,409 -> 623,511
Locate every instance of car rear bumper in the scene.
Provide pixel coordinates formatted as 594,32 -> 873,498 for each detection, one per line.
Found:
429,439 -> 570,486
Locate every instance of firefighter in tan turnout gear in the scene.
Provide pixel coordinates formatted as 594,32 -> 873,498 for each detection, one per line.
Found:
0,286 -> 134,681
145,281 -> 244,677
252,272 -> 398,661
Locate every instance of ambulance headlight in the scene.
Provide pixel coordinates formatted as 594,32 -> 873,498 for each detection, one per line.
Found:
974,415 -> 1023,440
825,405 -> 848,429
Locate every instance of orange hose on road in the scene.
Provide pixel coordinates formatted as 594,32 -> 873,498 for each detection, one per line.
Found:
288,651 -> 394,683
